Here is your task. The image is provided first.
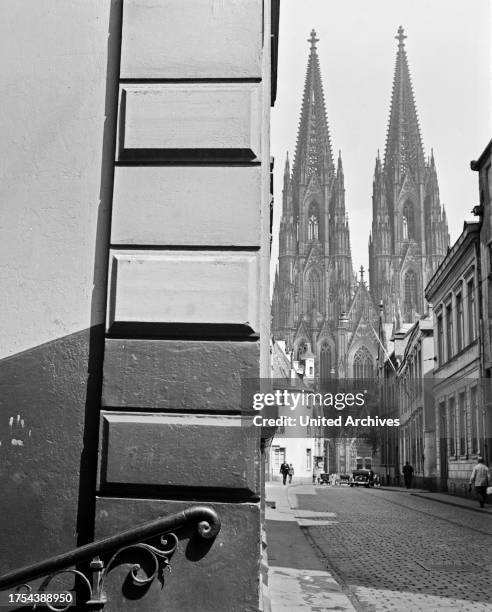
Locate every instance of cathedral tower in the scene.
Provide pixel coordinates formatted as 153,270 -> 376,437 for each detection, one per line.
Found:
272,30 -> 354,381
369,27 -> 449,324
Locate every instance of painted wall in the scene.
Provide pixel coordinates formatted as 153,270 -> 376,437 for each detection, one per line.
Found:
0,0 -> 116,571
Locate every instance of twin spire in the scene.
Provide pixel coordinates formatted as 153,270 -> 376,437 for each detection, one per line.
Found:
291,29 -> 335,183
291,26 -> 425,187
384,26 -> 425,181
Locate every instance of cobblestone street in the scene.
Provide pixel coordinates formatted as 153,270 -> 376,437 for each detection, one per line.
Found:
295,486 -> 492,611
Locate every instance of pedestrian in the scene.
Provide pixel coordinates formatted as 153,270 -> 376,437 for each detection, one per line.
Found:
279,460 -> 290,485
288,463 -> 294,484
468,456 -> 490,508
402,461 -> 414,489
313,464 -> 320,484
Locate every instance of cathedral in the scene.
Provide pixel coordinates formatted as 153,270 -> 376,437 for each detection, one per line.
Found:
272,27 -> 449,385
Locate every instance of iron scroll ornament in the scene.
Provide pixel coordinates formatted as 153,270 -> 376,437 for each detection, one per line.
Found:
0,507 -> 221,610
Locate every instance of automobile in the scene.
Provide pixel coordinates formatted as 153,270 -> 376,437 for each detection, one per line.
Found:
350,469 -> 375,488
339,474 -> 350,485
318,473 -> 330,485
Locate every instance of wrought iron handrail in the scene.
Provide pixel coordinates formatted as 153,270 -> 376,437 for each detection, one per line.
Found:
0,506 -> 220,609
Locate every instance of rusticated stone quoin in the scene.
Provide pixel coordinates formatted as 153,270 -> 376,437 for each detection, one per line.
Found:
98,412 -> 260,497
102,339 -> 259,411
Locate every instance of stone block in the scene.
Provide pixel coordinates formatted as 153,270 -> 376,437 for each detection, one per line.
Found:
118,84 -> 261,161
95,498 -> 261,612
111,166 -> 261,247
102,339 -> 259,411
107,250 -> 259,334
98,412 -> 260,496
120,0 -> 262,79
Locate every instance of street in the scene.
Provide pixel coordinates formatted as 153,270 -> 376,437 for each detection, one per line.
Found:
292,485 -> 492,611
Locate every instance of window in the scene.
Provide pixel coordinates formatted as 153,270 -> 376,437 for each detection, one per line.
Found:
470,386 -> 481,454
437,313 -> 444,365
456,291 -> 463,352
448,397 -> 456,456
353,346 -> 374,379
364,457 -> 372,470
458,392 -> 467,456
272,447 -> 286,471
307,202 -> 319,241
402,201 -> 415,240
320,344 -> 331,384
306,448 -> 312,470
445,302 -> 453,359
305,269 -> 321,312
403,270 -> 418,319
467,278 -> 476,343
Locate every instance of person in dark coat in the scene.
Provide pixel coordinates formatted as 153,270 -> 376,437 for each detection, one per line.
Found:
280,461 -> 290,485
402,461 -> 414,489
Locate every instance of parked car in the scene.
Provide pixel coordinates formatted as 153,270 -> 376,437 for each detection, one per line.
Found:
339,474 -> 350,485
350,469 -> 375,488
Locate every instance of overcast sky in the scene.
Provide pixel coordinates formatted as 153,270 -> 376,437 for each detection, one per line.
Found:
271,0 -> 491,288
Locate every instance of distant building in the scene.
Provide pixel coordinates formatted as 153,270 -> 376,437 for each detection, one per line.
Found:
268,340 -> 323,483
395,314 -> 436,489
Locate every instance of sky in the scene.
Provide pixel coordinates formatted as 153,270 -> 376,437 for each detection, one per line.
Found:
271,0 -> 491,288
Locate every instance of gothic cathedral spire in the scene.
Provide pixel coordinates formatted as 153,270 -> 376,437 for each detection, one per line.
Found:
369,27 -> 449,325
291,29 -> 335,187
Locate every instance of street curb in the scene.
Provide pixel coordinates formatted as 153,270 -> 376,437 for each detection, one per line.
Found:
410,492 -> 492,515
378,486 -> 492,515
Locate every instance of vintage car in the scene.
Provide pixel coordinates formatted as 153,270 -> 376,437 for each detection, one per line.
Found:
350,469 -> 375,488
318,473 -> 330,485
339,474 -> 350,485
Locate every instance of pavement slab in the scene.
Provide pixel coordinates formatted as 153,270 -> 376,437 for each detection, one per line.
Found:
266,483 -> 356,611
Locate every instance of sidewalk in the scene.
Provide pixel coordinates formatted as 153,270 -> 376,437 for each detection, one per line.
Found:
378,485 -> 492,515
265,482 -> 356,611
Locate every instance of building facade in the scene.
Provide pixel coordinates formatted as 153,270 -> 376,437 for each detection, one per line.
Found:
472,142 -> 492,470
425,222 -> 484,495
396,315 -> 436,489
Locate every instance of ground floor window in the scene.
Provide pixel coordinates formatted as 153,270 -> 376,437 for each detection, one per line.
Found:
272,446 -> 286,471
448,396 -> 456,456
470,386 -> 481,454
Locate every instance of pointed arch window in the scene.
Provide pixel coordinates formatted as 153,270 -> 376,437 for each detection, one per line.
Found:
320,344 -> 332,384
402,201 -> 415,240
308,202 -> 319,241
403,269 -> 418,318
353,346 -> 374,380
305,268 -> 321,312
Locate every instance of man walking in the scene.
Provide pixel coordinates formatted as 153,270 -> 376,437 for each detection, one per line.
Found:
288,463 -> 294,484
402,461 -> 414,489
469,456 -> 490,508
280,460 -> 290,485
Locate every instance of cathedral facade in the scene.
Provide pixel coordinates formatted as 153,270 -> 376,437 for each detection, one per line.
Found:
272,27 -> 449,384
